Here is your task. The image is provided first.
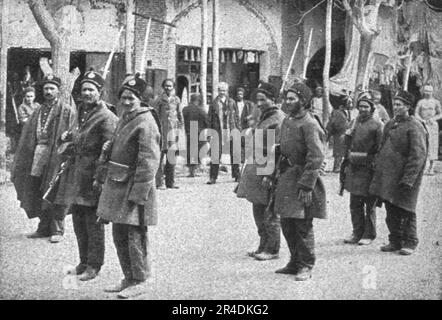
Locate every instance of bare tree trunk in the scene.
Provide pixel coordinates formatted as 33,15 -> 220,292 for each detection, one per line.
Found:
322,0 -> 332,126
200,0 -> 208,108
28,0 -> 77,104
355,33 -> 374,92
125,0 -> 135,75
212,0 -> 219,102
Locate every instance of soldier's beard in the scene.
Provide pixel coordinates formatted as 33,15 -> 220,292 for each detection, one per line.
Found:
288,102 -> 302,116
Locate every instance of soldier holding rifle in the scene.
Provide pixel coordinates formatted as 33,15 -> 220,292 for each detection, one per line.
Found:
11,75 -> 76,243
236,82 -> 285,261
273,83 -> 327,281
54,70 -> 118,281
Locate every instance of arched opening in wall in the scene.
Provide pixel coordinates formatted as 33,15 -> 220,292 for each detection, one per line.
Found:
305,37 -> 346,90
176,75 -> 190,103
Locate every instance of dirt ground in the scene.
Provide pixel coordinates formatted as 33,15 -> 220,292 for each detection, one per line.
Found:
0,162 -> 441,300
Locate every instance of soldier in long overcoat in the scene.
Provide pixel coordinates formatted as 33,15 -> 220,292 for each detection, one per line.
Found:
153,79 -> 183,189
273,83 -> 327,281
236,82 -> 286,261
97,74 -> 161,299
11,75 -> 76,243
55,71 -> 118,280
370,91 -> 428,256
343,96 -> 383,246
326,96 -> 353,172
207,82 -> 240,184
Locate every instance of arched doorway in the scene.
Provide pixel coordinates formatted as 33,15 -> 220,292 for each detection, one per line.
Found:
305,38 -> 346,90
176,75 -> 189,103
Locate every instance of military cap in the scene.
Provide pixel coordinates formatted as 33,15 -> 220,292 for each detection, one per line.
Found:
357,97 -> 375,110
287,82 -> 312,107
393,90 -> 415,107
256,82 -> 278,99
81,69 -> 105,89
42,74 -> 62,88
118,73 -> 147,100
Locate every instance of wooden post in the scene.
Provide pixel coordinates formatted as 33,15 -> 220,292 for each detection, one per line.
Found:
280,37 -> 300,96
322,0 -> 332,126
200,0 -> 208,108
212,0 -> 219,102
302,28 -> 313,80
403,52 -> 412,91
139,18 -> 151,76
0,0 -> 9,183
125,0 -> 135,75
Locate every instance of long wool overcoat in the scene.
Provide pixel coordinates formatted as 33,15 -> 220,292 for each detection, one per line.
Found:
236,107 -> 286,205
274,112 -> 327,219
11,100 -> 76,218
54,100 -> 118,207
97,107 -> 161,226
344,115 -> 384,197
369,115 -> 428,213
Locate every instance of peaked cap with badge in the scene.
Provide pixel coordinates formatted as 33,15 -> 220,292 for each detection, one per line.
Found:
118,73 -> 147,100
81,69 -> 105,89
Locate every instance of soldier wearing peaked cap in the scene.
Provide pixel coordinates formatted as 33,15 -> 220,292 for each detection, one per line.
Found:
273,82 -> 327,281
97,74 -> 161,299
53,69 -> 119,281
370,90 -> 428,256
11,75 -> 77,243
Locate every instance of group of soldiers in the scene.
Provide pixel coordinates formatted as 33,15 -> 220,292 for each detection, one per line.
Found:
236,81 -> 430,280
9,61 -> 433,297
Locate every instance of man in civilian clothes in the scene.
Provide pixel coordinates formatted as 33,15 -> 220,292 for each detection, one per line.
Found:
370,91 -> 428,256
182,93 -> 208,177
207,82 -> 240,184
154,79 -> 183,189
97,74 -> 161,298
55,70 -> 118,280
274,82 -> 327,281
343,95 -> 383,246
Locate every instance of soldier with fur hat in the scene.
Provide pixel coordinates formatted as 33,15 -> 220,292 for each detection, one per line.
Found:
55,69 -> 119,280
273,82 -> 327,280
370,90 -> 428,256
236,81 -> 285,261
342,94 -> 384,246
11,74 -> 76,243
97,73 -> 161,298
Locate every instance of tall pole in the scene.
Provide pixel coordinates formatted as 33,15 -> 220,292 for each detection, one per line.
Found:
125,0 -> 135,74
200,0 -> 208,108
322,0 -> 332,126
0,0 -> 9,183
212,0 -> 219,102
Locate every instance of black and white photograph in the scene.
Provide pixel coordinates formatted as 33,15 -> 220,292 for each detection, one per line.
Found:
0,0 -> 441,304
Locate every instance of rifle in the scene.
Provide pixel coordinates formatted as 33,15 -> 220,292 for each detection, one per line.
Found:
265,145 -> 282,218
43,158 -> 72,203
7,82 -> 20,125
338,158 -> 349,196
